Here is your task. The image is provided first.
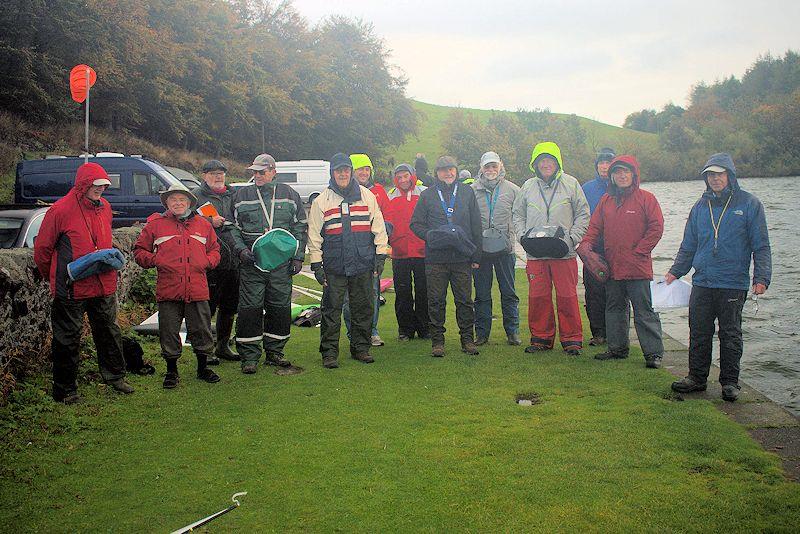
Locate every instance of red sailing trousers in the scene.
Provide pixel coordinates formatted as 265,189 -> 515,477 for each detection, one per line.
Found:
525,258 -> 583,349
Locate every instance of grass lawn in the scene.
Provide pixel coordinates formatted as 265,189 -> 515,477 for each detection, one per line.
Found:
2,268 -> 799,531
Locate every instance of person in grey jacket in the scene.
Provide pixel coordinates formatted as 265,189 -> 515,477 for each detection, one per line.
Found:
512,141 -> 590,355
471,151 -> 521,346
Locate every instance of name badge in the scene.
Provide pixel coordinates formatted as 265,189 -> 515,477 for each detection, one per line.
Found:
342,203 -> 350,215
447,207 -> 454,214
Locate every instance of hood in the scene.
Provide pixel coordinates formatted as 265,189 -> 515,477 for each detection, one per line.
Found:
607,155 -> 641,198
328,152 -> 361,202
701,152 -> 739,193
72,162 -> 110,199
350,153 -> 373,173
529,142 -> 563,180
392,164 -> 417,192
414,156 -> 429,176
595,147 -> 616,177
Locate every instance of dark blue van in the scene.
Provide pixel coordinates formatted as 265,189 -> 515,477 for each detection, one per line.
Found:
14,156 -> 184,227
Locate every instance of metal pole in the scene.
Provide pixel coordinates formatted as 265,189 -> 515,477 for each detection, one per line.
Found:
84,67 -> 90,163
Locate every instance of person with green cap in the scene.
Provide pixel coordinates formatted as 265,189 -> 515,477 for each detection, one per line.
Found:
512,142 -> 590,356
227,153 -> 308,375
192,159 -> 240,365
134,185 -> 221,388
307,153 -> 389,369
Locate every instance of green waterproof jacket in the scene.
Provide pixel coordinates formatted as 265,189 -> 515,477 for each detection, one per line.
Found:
226,182 -> 308,262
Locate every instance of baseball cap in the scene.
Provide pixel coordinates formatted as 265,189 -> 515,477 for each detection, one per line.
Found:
247,153 -> 276,171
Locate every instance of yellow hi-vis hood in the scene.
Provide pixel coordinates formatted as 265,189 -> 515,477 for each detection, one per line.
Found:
350,153 -> 374,173
529,141 -> 564,179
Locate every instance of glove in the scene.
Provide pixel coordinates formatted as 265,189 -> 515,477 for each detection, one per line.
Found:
239,249 -> 255,264
290,259 -> 303,276
311,262 -> 326,286
374,254 -> 386,278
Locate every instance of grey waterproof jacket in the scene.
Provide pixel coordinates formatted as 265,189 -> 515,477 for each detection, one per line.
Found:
472,177 -> 520,255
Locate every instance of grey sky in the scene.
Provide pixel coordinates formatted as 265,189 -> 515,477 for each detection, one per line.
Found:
292,0 -> 800,125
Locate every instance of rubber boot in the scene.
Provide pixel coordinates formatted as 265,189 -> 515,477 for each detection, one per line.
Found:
215,312 -> 240,361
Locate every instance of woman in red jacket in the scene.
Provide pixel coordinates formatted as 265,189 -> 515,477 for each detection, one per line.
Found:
134,186 -> 221,388
578,155 -> 665,368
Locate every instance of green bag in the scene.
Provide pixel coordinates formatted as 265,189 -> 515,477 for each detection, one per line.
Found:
251,186 -> 299,272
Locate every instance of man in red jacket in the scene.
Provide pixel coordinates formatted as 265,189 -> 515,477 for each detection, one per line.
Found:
134,186 -> 222,388
34,162 -> 133,403
384,163 -> 429,340
578,155 -> 665,368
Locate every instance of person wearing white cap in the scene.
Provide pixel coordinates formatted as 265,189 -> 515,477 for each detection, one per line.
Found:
471,151 -> 521,346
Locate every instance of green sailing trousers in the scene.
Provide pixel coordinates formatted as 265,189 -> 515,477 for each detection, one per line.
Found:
235,261 -> 293,365
319,271 -> 373,359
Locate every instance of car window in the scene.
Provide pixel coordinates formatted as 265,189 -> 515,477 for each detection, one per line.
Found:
23,212 -> 46,248
133,173 -> 164,195
275,172 -> 298,183
0,218 -> 23,249
103,173 -> 122,195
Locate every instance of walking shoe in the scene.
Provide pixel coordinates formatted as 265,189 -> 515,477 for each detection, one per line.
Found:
594,350 -> 628,360
197,368 -> 221,383
507,333 -> 522,346
564,347 -> 581,356
322,355 -> 339,368
524,344 -> 550,353
207,355 -> 221,366
398,334 -> 412,342
57,393 -> 83,405
461,342 -> 480,355
352,353 -> 375,363
475,337 -> 489,346
431,345 -> 445,357
721,384 -> 741,402
371,335 -> 385,347
241,364 -> 258,375
264,354 -> 292,368
163,372 -> 180,389
671,376 -> 707,393
106,378 -> 134,394
644,355 -> 663,369
588,336 -> 606,346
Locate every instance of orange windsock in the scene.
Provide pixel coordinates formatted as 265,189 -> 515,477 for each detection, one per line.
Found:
69,65 -> 97,103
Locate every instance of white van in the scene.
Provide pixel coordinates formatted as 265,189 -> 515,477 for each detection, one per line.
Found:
231,160 -> 329,204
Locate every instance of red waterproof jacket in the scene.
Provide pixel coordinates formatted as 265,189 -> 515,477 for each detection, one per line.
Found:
383,176 -> 426,259
133,212 -> 220,302
579,155 -> 664,280
34,163 -> 117,299
370,183 -> 390,212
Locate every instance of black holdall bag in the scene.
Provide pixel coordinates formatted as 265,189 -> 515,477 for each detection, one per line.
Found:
520,226 -> 570,258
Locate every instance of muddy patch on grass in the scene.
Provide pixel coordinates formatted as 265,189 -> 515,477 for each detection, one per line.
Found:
274,365 -> 304,376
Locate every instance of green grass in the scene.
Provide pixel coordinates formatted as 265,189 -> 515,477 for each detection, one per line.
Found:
392,100 -> 660,166
2,267 -> 799,531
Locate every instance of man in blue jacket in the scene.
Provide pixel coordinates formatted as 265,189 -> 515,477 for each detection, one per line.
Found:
581,147 -> 615,346
665,153 -> 771,401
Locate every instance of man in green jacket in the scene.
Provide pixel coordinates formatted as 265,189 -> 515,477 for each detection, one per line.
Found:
227,153 -> 308,374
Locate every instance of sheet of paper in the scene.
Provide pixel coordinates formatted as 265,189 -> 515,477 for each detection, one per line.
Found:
651,277 -> 692,309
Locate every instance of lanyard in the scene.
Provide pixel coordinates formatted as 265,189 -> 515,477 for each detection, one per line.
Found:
255,185 -> 277,232
484,187 -> 499,226
537,179 -> 559,223
437,183 -> 458,223
707,194 -> 732,255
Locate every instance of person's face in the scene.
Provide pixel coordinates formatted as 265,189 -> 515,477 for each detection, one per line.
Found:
482,162 -> 500,179
333,166 -> 352,189
202,170 -> 226,189
536,157 -> 558,180
253,166 -> 276,186
395,170 -> 412,191
354,166 -> 372,185
706,170 -> 729,193
166,193 -> 191,216
611,166 -> 634,188
436,166 -> 457,184
85,184 -> 108,201
597,160 -> 611,178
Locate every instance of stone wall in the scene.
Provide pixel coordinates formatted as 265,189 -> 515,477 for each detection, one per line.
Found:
0,226 -> 143,398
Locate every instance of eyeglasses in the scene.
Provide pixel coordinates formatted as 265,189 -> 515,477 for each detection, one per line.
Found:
254,168 -> 274,175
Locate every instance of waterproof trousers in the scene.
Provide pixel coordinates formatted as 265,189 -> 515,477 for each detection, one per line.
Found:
688,286 -> 747,386
583,265 -> 606,338
605,279 -> 664,357
525,258 -> 582,349
342,275 -> 380,337
474,253 -> 519,340
158,300 -> 214,361
320,271 -> 373,358
208,267 -> 240,316
426,262 -> 475,346
236,261 -> 292,366
50,296 -> 126,401
393,257 -> 429,338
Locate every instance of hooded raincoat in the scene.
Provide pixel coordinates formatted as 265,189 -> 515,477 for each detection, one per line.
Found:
384,170 -> 427,259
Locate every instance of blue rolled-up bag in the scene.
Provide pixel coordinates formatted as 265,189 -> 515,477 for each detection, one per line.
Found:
67,248 -> 126,282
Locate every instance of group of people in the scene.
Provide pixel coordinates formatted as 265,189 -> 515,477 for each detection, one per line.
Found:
33,142 -> 771,404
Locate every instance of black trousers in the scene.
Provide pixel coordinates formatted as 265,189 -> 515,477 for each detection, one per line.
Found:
688,286 -> 748,385
393,257 -> 429,338
426,262 -> 475,346
208,268 -> 240,316
583,265 -> 606,338
50,296 -> 126,400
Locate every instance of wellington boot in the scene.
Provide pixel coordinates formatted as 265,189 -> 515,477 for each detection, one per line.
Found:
214,312 -> 240,361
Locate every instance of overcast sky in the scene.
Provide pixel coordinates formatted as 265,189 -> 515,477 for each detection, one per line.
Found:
292,0 -> 800,125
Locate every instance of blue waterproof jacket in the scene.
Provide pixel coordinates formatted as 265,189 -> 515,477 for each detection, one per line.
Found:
582,175 -> 610,214
669,153 -> 771,290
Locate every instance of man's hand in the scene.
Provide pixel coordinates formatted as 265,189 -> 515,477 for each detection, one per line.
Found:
290,259 -> 303,276
753,283 -> 767,295
664,272 -> 677,285
239,249 -> 255,264
374,254 -> 386,278
471,263 -> 480,269
211,215 -> 225,228
311,262 -> 326,287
